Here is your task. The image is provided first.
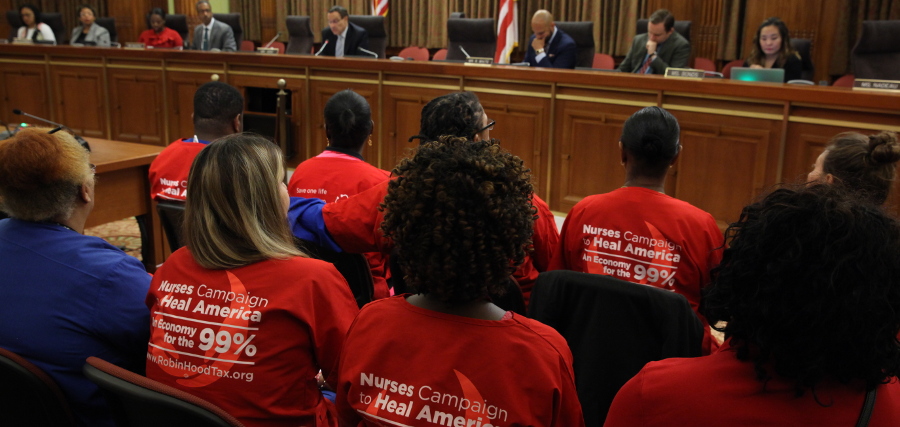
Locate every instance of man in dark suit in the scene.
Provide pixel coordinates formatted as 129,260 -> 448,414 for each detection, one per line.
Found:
617,9 -> 690,74
524,10 -> 576,69
319,5 -> 369,57
192,1 -> 236,52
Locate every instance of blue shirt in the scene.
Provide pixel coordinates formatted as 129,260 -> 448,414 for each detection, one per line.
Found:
0,219 -> 151,427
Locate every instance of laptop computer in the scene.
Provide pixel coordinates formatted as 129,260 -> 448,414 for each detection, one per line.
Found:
730,67 -> 785,83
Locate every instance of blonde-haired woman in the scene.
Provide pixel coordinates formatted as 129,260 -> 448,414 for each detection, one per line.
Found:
145,133 -> 358,426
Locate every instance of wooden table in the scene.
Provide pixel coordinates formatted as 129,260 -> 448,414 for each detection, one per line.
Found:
86,138 -> 163,271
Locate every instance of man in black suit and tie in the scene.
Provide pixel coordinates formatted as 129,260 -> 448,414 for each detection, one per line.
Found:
524,10 -> 577,69
192,1 -> 236,52
617,9 -> 690,74
319,5 -> 369,57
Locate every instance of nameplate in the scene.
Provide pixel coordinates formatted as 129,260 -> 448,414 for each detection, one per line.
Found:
853,79 -> 900,93
256,47 -> 279,55
665,68 -> 705,80
465,57 -> 494,66
124,42 -> 146,49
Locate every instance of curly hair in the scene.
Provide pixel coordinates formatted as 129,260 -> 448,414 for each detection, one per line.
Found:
380,136 -> 536,303
822,131 -> 900,205
702,184 -> 900,396
408,92 -> 484,143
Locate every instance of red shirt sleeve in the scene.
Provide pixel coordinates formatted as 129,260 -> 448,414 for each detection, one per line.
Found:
322,181 -> 392,254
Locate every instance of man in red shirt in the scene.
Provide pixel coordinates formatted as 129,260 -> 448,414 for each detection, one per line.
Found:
148,81 -> 243,202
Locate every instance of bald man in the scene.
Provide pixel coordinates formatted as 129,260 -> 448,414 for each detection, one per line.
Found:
524,10 -> 576,69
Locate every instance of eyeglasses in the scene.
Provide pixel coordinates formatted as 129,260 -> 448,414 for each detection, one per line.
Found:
475,120 -> 495,135
89,164 -> 96,174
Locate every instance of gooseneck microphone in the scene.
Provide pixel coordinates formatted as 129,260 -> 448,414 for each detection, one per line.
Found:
357,47 -> 379,59
12,109 -> 90,151
314,40 -> 329,56
459,45 -> 471,59
263,32 -> 282,48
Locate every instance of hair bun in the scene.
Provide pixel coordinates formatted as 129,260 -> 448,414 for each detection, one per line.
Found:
868,131 -> 900,165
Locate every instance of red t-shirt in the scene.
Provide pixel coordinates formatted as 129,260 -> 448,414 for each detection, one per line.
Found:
605,340 -> 900,426
322,182 -> 558,304
550,187 -> 723,353
145,248 -> 359,427
148,138 -> 206,202
138,27 -> 184,48
289,151 -> 392,299
336,296 -> 585,427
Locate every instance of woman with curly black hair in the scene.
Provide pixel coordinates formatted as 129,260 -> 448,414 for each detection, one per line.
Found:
808,130 -> 900,205
335,136 -> 585,427
605,184 -> 900,426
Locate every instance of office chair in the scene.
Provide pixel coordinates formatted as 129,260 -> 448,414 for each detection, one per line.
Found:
0,347 -> 76,426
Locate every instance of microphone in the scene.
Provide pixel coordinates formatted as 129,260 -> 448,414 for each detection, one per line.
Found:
12,109 -> 90,151
357,47 -> 378,59
263,32 -> 282,48
459,46 -> 471,59
314,40 -> 329,56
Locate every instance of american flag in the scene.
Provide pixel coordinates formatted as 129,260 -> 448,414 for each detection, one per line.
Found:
494,0 -> 517,63
372,0 -> 389,16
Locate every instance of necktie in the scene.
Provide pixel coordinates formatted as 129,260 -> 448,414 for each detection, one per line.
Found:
202,27 -> 209,50
638,54 -> 653,74
335,34 -> 345,57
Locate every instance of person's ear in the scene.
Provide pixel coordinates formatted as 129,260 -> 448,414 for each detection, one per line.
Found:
79,181 -> 93,204
824,173 -> 835,184
619,141 -> 626,165
369,119 -> 374,136
233,113 -> 242,133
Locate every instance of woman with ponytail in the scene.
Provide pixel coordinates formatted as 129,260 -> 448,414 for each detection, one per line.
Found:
288,89 -> 391,299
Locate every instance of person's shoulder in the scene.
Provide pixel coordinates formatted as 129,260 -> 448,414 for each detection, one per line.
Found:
672,31 -> 690,46
557,28 -> 576,46
350,22 -> 367,34
215,20 -> 232,32
510,315 -> 574,358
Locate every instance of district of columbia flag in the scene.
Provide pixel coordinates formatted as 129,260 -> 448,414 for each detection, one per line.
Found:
494,0 -> 518,63
372,0 -> 388,16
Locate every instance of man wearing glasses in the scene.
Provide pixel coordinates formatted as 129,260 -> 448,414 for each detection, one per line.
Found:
319,5 -> 369,57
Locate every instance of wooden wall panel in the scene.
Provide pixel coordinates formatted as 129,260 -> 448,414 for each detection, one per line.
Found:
51,67 -> 106,138
381,86 -> 450,169
0,63 -> 49,125
551,100 -> 636,212
108,69 -> 165,144
166,72 -> 209,144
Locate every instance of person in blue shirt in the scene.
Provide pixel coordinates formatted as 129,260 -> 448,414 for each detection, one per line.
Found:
524,10 -> 577,69
0,127 -> 151,427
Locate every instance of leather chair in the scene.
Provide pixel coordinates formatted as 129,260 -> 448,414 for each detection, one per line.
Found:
592,52 -> 615,69
833,74 -> 855,87
95,17 -> 117,43
41,12 -> 66,44
240,40 -> 254,51
0,347 -> 76,426
722,58 -> 744,78
165,14 -> 189,46
156,201 -> 186,252
790,38 -> 814,81
529,270 -> 703,426
83,356 -> 245,427
213,13 -> 243,48
636,18 -> 692,43
449,12 -> 466,19
446,18 -> 496,61
6,10 -> 23,42
297,239 -> 374,309
349,15 -> 386,58
432,48 -> 448,60
555,21 -> 595,68
285,15 -> 314,55
693,57 -> 716,72
398,46 -> 429,60
851,20 -> 900,80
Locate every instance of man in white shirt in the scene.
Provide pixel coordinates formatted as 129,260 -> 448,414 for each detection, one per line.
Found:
191,1 -> 236,52
318,5 -> 369,57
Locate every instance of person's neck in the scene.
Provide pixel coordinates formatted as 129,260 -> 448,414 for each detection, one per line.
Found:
406,294 -> 506,321
194,130 -> 230,142
82,23 -> 91,31
622,176 -> 666,193
54,211 -> 88,235
27,23 -> 37,30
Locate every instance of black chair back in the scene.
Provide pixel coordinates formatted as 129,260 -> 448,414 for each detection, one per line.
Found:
791,38 -> 814,81
449,12 -> 466,19
41,12 -> 66,44
165,14 -> 189,46
83,356 -> 245,427
156,201 -> 186,252
0,347 -> 76,426
213,13 -> 242,48
528,270 -> 703,426
95,17 -> 117,43
6,10 -> 23,42
555,21 -> 595,68
349,15 -> 386,58
851,20 -> 900,80
446,18 -> 496,60
636,18 -> 691,43
298,239 -> 374,309
285,15 -> 314,55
